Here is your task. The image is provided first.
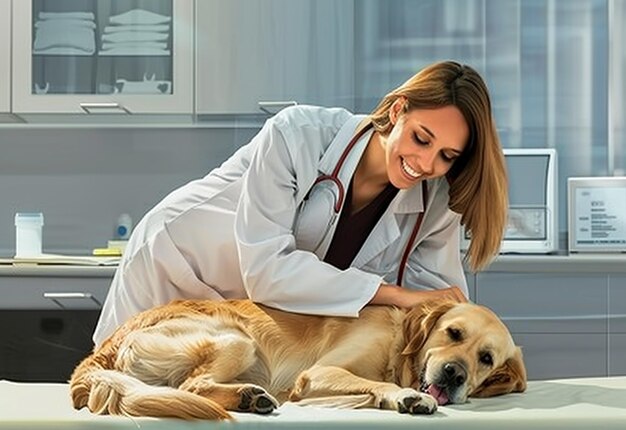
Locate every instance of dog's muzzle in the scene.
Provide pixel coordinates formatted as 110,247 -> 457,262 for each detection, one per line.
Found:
421,361 -> 468,406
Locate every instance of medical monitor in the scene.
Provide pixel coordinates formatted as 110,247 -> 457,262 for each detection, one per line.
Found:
568,176 -> 626,253
462,148 -> 558,254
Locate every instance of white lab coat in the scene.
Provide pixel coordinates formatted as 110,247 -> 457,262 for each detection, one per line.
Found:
93,105 -> 467,345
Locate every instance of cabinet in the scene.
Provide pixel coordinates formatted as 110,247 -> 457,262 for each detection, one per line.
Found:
475,272 -> 608,380
466,271 -> 476,302
609,274 -> 626,376
0,269 -> 113,382
0,271 -> 112,310
11,0 -> 193,114
0,309 -> 99,381
196,0 -> 354,115
0,0 -> 10,113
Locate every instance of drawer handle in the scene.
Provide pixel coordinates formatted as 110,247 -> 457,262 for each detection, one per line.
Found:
258,101 -> 297,114
79,102 -> 132,114
43,292 -> 103,309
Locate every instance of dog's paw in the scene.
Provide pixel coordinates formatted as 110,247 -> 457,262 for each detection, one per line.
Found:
237,385 -> 279,415
394,388 -> 438,415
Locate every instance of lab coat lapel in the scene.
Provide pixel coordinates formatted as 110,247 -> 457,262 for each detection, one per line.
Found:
351,182 -> 426,268
313,115 -> 372,259
317,115 -> 368,176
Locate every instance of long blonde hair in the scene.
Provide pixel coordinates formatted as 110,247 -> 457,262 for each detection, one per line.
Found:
369,60 -> 508,272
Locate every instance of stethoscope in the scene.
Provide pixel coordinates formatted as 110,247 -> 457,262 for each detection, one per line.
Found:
304,122 -> 429,287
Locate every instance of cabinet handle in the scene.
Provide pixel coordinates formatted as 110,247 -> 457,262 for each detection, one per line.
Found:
258,101 -> 298,115
43,292 -> 103,309
79,102 -> 132,115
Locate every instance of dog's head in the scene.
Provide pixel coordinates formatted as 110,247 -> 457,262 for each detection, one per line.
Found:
399,301 -> 526,406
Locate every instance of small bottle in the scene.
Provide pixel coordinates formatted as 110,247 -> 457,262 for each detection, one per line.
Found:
116,213 -> 133,240
15,212 -> 44,257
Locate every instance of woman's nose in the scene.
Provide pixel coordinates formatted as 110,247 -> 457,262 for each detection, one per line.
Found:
417,151 -> 436,175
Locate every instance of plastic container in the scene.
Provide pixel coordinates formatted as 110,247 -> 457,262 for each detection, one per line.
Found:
116,213 -> 132,240
15,212 -> 44,257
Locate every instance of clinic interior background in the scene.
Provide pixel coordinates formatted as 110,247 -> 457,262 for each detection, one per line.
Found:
0,0 -> 624,256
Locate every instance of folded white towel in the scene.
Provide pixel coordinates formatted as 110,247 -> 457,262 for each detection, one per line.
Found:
102,31 -> 169,43
104,24 -> 170,34
33,47 -> 94,56
109,9 -> 171,25
101,41 -> 167,51
99,47 -> 170,56
38,11 -> 95,21
34,26 -> 95,53
35,19 -> 96,30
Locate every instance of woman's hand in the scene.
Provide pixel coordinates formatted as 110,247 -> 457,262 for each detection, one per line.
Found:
369,283 -> 468,309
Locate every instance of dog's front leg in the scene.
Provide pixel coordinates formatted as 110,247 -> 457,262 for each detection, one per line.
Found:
289,365 -> 437,414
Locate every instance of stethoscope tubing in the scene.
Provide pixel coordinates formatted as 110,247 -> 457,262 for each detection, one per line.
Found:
310,121 -> 428,286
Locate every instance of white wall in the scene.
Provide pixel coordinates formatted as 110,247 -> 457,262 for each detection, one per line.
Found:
0,126 -> 259,255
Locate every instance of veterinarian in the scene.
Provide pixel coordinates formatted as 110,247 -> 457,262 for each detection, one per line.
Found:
93,60 -> 508,346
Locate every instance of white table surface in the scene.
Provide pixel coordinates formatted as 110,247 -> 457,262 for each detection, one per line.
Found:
1,377 -> 626,429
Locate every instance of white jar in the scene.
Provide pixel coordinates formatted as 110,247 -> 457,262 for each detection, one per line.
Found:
15,212 -> 44,257
116,213 -> 132,240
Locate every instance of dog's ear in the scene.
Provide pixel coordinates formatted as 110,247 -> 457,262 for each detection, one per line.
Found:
471,347 -> 527,398
401,300 -> 456,356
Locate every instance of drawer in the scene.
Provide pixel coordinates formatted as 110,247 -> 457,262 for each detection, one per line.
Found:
0,277 -> 110,310
476,272 -> 608,333
609,334 -> 626,376
609,274 -> 626,333
0,309 -> 98,382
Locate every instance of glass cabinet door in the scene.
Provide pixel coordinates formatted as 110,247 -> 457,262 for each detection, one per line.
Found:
11,0 -> 192,114
0,0 -> 10,113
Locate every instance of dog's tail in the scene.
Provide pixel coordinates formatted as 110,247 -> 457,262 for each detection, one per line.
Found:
70,356 -> 232,420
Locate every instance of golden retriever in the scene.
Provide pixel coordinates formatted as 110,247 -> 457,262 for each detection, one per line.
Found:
70,299 -> 526,420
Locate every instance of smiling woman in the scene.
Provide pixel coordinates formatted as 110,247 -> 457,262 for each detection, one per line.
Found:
93,60 -> 508,348
369,61 -> 508,275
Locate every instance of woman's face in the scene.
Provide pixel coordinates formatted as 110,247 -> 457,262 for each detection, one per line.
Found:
384,100 -> 469,189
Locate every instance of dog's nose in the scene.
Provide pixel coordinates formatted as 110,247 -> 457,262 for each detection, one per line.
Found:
443,362 -> 467,387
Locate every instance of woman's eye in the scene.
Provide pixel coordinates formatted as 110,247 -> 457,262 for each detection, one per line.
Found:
441,153 -> 455,163
413,132 -> 428,145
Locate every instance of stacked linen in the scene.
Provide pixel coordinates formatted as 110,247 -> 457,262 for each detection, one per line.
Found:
33,11 -> 96,55
100,9 -> 171,56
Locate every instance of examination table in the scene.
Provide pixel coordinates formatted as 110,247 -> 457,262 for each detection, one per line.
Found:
1,376 -> 625,429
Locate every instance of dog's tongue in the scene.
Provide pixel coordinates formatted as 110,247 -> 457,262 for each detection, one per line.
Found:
426,384 -> 449,405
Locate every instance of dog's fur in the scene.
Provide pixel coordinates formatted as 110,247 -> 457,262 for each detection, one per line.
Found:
70,299 -> 526,420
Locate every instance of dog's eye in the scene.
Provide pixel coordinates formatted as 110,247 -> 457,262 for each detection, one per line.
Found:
479,352 -> 493,366
446,327 -> 462,341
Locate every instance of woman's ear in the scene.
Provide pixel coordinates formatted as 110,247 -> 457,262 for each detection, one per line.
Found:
389,96 -> 408,126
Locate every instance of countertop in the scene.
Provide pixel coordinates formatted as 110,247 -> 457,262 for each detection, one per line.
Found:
0,264 -> 116,277
0,253 -> 625,278
480,253 -> 626,273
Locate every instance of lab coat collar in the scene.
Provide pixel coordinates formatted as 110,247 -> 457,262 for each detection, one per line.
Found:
318,114 -> 370,179
392,182 -> 427,214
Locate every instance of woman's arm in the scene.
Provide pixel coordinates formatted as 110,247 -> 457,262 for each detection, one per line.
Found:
370,283 -> 467,308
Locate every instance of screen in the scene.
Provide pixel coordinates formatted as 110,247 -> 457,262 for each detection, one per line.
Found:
574,186 -> 626,248
506,154 -> 549,206
502,154 -> 550,240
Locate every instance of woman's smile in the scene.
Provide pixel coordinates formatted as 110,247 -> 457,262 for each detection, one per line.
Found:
401,157 -> 422,181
